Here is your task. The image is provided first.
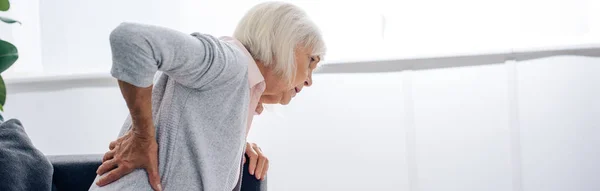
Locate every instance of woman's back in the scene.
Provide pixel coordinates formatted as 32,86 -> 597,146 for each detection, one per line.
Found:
89,22 -> 250,191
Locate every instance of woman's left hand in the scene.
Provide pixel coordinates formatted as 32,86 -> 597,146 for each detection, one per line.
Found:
244,142 -> 269,180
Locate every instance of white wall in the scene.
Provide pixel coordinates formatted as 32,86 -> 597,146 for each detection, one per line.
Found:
4,0 -> 600,190
6,56 -> 600,191
5,84 -> 127,155
411,64 -> 513,191
517,57 -> 600,191
249,72 -> 410,190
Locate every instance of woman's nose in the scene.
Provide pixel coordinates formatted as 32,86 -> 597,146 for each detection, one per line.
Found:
304,78 -> 312,87
304,73 -> 313,87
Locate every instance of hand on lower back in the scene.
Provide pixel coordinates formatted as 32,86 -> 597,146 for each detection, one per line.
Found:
96,128 -> 162,191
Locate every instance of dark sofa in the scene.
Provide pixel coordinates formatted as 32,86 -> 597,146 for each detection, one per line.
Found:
1,118 -> 264,190
47,154 -> 266,191
48,155 -> 105,191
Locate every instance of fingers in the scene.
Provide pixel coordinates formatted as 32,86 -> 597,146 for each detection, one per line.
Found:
246,143 -> 269,180
96,159 -> 118,175
254,148 -> 268,180
109,141 -> 117,150
146,167 -> 162,191
103,149 -> 115,162
146,155 -> 162,191
246,145 -> 259,175
96,165 -> 131,187
254,155 -> 266,180
262,160 -> 269,180
97,130 -> 161,189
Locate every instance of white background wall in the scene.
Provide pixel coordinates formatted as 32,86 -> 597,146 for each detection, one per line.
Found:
7,56 -> 600,191
3,0 -> 600,190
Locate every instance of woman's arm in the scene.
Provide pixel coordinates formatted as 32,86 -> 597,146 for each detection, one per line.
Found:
118,81 -> 154,137
95,83 -> 160,190
96,22 -> 229,191
109,22 -> 225,89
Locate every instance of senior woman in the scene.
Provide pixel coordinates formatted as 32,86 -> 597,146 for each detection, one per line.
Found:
89,1 -> 325,191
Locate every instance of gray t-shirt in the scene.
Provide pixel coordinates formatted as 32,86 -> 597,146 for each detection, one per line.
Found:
89,22 -> 250,191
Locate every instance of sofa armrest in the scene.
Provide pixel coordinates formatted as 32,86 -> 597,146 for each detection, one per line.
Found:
47,154 -> 103,191
47,154 -> 266,191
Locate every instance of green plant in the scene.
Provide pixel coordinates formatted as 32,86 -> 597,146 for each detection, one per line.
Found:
0,0 -> 19,117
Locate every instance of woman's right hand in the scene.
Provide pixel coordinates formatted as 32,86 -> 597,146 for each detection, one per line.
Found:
95,128 -> 162,191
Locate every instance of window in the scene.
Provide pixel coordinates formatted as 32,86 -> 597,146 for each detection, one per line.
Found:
0,0 -> 43,77
5,0 -> 597,78
513,0 -> 599,48
381,0 -> 598,57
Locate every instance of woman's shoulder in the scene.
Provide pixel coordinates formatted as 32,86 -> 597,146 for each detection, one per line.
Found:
185,33 -> 249,89
190,33 -> 248,65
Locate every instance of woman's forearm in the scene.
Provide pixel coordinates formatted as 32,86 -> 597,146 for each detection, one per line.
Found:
118,80 -> 155,137
95,80 -> 160,190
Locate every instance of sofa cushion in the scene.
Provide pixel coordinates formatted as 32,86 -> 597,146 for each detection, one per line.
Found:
0,119 -> 53,191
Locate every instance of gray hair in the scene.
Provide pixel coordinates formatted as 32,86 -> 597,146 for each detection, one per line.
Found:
234,1 -> 326,84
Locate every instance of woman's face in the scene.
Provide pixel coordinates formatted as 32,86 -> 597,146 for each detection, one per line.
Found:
260,46 -> 321,105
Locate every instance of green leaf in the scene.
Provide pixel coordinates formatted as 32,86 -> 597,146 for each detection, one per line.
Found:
0,75 -> 5,112
0,16 -> 20,24
0,39 -> 17,73
0,0 -> 9,11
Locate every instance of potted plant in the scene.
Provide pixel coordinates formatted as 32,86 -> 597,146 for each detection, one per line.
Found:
0,0 -> 20,121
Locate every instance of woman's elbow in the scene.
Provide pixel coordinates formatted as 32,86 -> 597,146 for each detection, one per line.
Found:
109,22 -> 148,49
109,22 -> 157,88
